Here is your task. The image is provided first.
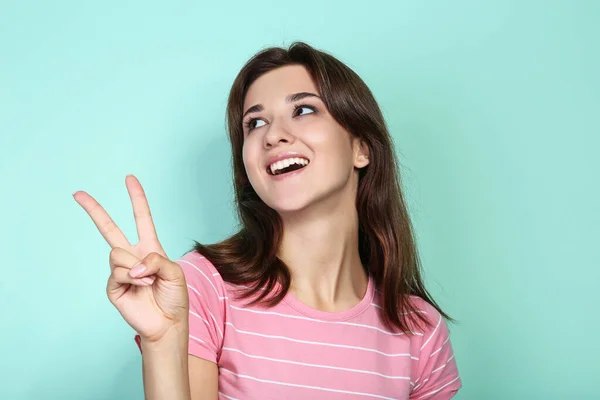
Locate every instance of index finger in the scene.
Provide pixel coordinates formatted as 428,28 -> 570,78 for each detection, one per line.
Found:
73,191 -> 130,249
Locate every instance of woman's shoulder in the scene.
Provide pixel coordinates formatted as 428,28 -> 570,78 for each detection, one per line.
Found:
406,295 -> 442,319
401,295 -> 451,338
175,250 -> 217,271
174,250 -> 228,295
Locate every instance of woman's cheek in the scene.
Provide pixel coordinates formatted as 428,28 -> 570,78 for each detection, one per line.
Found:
242,140 -> 262,184
242,137 -> 256,164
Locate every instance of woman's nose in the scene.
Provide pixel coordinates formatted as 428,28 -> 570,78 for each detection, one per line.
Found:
264,119 -> 295,148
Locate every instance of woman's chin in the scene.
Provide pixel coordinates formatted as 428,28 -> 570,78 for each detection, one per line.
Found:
267,196 -> 313,215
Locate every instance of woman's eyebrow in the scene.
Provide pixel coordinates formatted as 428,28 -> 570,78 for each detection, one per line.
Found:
286,91 -> 321,103
243,92 -> 322,118
243,104 -> 263,118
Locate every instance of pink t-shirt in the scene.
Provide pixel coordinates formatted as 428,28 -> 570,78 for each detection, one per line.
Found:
149,251 -> 462,399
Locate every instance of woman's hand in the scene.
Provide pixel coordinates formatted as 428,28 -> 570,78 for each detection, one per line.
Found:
74,175 -> 189,342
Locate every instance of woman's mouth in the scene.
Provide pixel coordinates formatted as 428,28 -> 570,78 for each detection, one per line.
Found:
267,157 -> 310,176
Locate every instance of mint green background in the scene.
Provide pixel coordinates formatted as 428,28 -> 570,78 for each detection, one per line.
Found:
1,1 -> 598,399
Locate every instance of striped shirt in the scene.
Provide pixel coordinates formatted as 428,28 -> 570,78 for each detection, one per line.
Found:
152,251 -> 461,399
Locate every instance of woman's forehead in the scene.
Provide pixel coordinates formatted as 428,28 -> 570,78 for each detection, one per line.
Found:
244,65 -> 318,109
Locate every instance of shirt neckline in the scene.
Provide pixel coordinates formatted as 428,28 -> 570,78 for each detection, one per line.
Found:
279,274 -> 375,322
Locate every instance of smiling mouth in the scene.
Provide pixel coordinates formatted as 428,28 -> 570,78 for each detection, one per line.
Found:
269,163 -> 305,176
267,158 -> 310,176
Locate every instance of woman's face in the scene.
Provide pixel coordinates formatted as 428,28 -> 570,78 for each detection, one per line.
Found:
242,65 -> 369,213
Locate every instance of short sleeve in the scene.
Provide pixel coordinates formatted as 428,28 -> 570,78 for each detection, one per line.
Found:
132,251 -> 226,364
176,251 -> 226,364
409,297 -> 462,399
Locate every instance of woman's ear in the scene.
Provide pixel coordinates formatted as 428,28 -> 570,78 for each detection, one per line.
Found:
353,139 -> 370,169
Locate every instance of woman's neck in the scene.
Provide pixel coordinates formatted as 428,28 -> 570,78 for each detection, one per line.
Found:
277,192 -> 368,312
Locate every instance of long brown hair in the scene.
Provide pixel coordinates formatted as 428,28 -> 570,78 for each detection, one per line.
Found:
192,41 -> 453,333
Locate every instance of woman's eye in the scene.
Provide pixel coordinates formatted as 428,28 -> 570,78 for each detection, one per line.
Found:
246,118 -> 266,131
294,105 -> 316,117
253,119 -> 266,129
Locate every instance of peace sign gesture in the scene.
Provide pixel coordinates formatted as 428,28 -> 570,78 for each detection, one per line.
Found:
74,175 -> 189,342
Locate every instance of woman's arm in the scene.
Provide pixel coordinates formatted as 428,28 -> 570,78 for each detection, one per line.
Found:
139,325 -> 219,400
188,355 -> 219,399
140,326 -> 192,400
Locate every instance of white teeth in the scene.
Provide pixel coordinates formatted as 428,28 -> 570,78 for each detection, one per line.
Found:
269,157 -> 310,175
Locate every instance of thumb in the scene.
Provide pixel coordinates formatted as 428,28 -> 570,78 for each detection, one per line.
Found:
129,252 -> 184,282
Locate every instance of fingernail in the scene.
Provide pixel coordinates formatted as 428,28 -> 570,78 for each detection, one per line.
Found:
130,263 -> 147,277
141,277 -> 155,285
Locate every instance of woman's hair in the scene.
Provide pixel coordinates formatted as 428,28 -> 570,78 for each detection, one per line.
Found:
192,41 -> 452,333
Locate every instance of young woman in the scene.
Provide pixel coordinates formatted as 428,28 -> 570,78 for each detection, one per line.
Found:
74,42 -> 461,399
